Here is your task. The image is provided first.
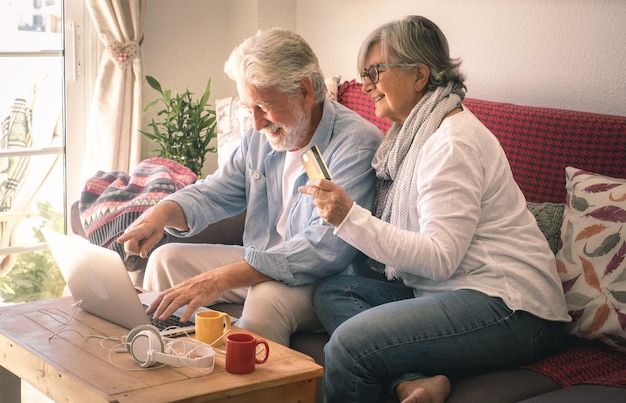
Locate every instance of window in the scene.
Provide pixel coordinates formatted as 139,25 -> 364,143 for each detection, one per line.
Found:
0,0 -> 89,304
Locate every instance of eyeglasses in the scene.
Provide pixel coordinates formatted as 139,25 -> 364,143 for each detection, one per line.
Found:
360,63 -> 403,84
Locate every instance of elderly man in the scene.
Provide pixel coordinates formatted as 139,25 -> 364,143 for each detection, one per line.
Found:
118,28 -> 382,346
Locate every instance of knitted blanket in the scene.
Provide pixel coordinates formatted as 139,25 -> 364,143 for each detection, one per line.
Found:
79,158 -> 197,270
522,340 -> 626,388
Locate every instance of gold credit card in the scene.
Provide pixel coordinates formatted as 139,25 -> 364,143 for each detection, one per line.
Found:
300,145 -> 332,180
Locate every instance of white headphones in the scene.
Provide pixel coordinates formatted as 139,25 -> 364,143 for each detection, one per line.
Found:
126,325 -> 215,369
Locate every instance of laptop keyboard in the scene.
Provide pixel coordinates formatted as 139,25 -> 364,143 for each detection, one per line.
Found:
143,304 -> 195,331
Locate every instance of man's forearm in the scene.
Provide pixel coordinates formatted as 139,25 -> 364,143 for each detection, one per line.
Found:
211,260 -> 274,291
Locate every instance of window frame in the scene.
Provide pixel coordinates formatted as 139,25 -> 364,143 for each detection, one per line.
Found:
0,0 -> 95,306
0,0 -> 92,251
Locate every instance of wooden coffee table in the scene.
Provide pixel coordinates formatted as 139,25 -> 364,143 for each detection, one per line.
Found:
0,297 -> 323,402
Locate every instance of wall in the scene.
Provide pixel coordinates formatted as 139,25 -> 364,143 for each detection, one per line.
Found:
298,0 -> 625,116
142,0 -> 625,173
142,0 -> 296,173
142,0 -> 296,100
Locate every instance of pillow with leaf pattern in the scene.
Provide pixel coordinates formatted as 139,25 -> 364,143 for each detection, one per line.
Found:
556,166 -> 626,352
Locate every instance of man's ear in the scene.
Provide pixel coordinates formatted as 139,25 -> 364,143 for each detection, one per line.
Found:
415,63 -> 430,93
300,77 -> 315,102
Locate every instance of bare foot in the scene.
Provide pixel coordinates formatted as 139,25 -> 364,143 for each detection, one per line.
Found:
396,375 -> 451,403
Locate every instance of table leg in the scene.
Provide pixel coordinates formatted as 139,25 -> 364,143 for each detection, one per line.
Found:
0,365 -> 21,402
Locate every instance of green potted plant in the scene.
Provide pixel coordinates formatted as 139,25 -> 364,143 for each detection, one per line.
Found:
140,75 -> 217,177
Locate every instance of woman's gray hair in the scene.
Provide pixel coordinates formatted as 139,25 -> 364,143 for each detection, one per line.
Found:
225,28 -> 327,103
357,15 -> 465,92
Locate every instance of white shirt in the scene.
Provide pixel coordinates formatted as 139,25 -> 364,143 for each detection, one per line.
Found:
335,108 -> 570,322
272,150 -> 306,246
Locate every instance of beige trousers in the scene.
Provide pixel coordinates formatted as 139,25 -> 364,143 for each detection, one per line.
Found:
143,242 -> 322,346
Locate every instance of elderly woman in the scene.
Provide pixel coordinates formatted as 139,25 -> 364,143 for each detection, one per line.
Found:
299,15 -> 569,403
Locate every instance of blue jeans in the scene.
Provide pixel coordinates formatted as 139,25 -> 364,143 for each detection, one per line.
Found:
314,275 -> 564,403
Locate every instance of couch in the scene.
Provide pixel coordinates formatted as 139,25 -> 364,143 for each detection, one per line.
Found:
72,79 -> 626,402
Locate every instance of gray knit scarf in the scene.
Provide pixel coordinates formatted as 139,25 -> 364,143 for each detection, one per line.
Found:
370,82 -> 466,279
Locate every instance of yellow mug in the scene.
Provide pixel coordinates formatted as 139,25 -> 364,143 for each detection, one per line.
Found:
195,310 -> 231,347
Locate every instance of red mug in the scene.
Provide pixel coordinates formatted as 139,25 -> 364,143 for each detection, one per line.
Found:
225,333 -> 270,374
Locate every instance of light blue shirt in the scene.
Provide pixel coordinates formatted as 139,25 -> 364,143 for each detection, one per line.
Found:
165,98 -> 383,286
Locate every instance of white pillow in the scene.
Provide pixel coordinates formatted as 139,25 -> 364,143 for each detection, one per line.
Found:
214,97 -> 250,166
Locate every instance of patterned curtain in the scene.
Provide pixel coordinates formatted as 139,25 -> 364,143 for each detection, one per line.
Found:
83,0 -> 147,178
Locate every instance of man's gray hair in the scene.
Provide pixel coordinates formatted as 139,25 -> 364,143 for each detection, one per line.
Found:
225,28 -> 327,103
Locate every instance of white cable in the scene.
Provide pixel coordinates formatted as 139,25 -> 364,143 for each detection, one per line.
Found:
40,301 -> 214,373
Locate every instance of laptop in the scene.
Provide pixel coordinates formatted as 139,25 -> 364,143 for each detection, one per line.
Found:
43,229 -> 210,337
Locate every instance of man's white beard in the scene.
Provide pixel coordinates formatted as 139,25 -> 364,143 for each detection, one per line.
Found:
262,103 -> 311,151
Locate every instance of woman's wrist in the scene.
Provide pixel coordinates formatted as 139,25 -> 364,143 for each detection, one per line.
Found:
333,201 -> 358,234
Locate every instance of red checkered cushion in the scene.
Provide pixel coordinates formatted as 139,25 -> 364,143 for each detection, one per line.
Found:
464,98 -> 626,203
337,80 -> 626,203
